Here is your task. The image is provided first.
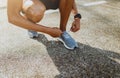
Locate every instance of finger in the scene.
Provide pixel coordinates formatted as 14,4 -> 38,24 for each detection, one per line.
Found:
75,26 -> 80,32
71,27 -> 76,32
71,23 -> 77,32
72,29 -> 77,32
71,22 -> 75,31
70,25 -> 75,31
71,26 -> 80,32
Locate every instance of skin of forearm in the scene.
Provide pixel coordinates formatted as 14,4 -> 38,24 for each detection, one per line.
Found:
72,0 -> 78,15
8,13 -> 53,35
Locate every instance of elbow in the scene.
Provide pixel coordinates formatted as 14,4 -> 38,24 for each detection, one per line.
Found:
8,16 -> 15,24
7,13 -> 19,25
8,18 -> 12,24
7,12 -> 17,24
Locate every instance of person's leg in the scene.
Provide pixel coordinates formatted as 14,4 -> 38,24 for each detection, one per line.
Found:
59,0 -> 74,31
58,0 -> 78,50
22,0 -> 46,38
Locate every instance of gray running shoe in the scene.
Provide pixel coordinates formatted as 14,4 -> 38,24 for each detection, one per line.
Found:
28,30 -> 38,38
58,31 -> 78,50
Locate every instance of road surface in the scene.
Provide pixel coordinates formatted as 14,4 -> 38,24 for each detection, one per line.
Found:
0,0 -> 120,78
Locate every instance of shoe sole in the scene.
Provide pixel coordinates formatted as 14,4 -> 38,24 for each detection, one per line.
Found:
57,38 -> 75,50
28,32 -> 39,38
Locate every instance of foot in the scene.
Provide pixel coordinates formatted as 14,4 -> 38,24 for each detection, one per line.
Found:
28,30 -> 38,38
58,31 -> 78,50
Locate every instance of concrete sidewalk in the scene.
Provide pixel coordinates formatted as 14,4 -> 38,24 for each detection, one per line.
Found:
0,0 -> 7,8
0,0 -> 120,78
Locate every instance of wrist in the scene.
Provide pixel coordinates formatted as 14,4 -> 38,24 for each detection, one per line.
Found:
75,18 -> 80,21
74,13 -> 82,19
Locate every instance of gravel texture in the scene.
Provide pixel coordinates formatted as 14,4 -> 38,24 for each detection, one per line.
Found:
0,0 -> 120,78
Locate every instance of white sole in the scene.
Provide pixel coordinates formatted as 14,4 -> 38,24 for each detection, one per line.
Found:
28,31 -> 39,38
57,38 -> 75,50
28,34 -> 38,38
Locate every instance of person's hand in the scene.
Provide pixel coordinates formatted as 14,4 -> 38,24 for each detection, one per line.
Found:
70,18 -> 80,32
49,27 -> 62,37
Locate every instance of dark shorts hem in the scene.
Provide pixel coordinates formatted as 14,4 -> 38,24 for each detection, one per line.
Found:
40,0 -> 60,10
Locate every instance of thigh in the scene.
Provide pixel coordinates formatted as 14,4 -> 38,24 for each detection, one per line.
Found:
40,0 -> 60,10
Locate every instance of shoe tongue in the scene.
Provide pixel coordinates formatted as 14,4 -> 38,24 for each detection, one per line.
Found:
64,34 -> 70,38
63,32 -> 70,38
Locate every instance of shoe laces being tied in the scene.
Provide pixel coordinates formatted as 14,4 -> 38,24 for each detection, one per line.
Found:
61,31 -> 78,49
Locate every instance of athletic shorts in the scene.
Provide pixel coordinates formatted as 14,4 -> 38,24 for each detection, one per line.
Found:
40,0 -> 60,10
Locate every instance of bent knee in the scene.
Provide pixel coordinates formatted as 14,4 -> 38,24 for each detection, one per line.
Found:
23,0 -> 46,23
26,8 -> 45,23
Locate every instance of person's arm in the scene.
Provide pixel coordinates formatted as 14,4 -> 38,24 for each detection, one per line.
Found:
72,0 -> 79,15
71,0 -> 81,32
7,0 -> 62,37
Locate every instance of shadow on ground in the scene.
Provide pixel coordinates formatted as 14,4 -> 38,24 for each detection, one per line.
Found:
34,34 -> 120,78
